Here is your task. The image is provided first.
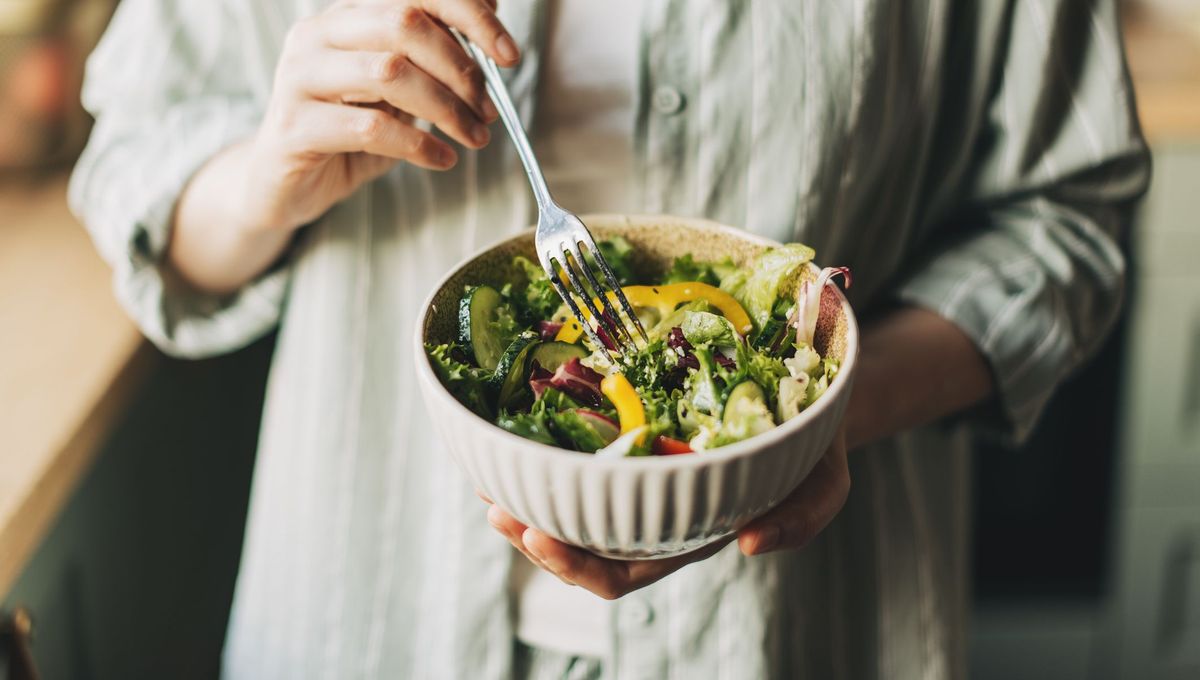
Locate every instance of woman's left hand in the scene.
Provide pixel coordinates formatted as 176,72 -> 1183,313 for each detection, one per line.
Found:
482,427 -> 849,600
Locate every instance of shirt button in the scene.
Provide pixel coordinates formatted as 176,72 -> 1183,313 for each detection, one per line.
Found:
651,85 -> 685,115
620,598 -> 654,627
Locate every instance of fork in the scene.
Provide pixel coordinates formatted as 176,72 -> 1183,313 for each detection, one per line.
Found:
458,37 -> 648,361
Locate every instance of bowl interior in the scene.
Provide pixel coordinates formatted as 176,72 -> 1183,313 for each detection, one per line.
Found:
423,214 -> 851,366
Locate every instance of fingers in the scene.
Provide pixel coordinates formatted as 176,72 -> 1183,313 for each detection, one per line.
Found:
289,101 -> 457,169
522,528 -> 732,600
486,506 -> 576,586
297,49 -> 490,148
482,500 -> 734,599
318,4 -> 498,122
327,1 -> 516,65
737,432 -> 850,556
417,0 -> 519,66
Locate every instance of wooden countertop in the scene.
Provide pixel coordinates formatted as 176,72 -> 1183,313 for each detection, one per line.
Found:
1125,7 -> 1200,142
0,175 -> 154,596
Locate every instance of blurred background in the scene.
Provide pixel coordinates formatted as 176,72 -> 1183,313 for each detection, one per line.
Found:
0,0 -> 1198,678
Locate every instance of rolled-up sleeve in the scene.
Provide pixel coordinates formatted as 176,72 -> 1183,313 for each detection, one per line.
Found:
895,0 -> 1151,442
69,0 -> 286,359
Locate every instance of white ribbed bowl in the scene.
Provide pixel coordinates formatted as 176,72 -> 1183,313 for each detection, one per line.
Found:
415,215 -> 858,559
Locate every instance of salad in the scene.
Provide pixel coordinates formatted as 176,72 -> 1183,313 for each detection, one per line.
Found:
425,238 -> 849,457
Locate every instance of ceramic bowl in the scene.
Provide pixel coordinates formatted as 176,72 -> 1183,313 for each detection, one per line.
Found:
414,214 -> 858,559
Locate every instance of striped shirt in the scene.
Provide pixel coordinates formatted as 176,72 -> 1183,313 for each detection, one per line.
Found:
69,1 -> 1149,678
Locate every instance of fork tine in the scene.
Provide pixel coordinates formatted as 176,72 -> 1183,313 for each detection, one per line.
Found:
557,245 -> 633,355
545,253 -> 615,363
576,232 -> 650,344
567,241 -> 638,353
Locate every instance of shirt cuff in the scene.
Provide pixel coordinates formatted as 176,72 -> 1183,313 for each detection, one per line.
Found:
893,252 -> 1080,445
71,98 -> 289,359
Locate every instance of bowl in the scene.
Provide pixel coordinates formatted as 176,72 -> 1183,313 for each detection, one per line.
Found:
414,214 -> 859,559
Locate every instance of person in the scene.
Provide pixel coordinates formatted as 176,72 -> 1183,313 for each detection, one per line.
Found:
70,0 -> 1149,677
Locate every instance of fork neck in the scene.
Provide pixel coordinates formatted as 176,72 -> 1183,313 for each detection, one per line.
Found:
467,43 -> 556,211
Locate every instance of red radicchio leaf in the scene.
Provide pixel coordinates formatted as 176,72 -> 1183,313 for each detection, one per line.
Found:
667,326 -> 693,353
528,357 -> 605,407
529,361 -> 555,401
668,325 -> 732,368
537,320 -> 564,341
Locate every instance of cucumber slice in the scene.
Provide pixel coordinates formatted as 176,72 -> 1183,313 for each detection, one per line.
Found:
723,381 -> 767,421
493,331 -> 540,410
458,285 -> 509,371
721,381 -> 775,442
529,341 -> 589,373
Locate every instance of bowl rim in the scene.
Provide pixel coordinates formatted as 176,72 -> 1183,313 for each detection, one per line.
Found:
413,213 -> 859,471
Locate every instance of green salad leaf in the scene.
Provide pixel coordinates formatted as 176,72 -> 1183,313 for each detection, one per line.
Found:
426,343 -> 494,419
734,343 -> 790,406
511,256 -> 560,321
622,338 -> 670,392
664,254 -> 735,287
680,311 -> 738,348
497,409 -> 558,445
549,410 -> 613,452
641,387 -> 681,441
720,243 -> 815,332
590,235 -> 636,285
684,347 -> 723,418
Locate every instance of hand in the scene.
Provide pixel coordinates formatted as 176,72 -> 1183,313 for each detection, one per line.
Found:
241,0 -> 517,234
483,427 -> 850,600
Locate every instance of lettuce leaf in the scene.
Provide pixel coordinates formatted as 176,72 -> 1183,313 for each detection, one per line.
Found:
426,343 -> 494,419
511,255 -> 560,322
663,254 -> 735,287
680,311 -> 738,348
497,410 -> 557,445
720,244 -> 815,332
588,236 -> 636,285
549,409 -> 614,452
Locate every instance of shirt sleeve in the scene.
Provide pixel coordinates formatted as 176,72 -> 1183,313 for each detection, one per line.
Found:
894,0 -> 1151,443
69,0 -> 287,359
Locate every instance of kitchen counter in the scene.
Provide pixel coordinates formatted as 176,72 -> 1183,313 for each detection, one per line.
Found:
1124,8 -> 1200,142
0,175 -> 154,596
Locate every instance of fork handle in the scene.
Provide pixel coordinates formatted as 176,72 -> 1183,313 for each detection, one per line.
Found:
460,38 -> 554,210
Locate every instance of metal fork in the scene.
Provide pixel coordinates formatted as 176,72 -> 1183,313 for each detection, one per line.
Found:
459,38 -> 648,361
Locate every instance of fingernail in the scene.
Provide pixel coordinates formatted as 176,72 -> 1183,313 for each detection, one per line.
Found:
486,505 -> 504,530
471,123 -> 490,146
755,525 -> 781,554
524,531 -> 547,561
495,33 -> 519,63
437,146 -> 457,167
482,97 -> 499,120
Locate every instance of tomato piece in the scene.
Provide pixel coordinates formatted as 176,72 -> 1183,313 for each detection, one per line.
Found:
652,435 -> 693,455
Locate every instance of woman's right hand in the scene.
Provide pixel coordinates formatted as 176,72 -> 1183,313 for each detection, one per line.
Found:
241,0 -> 517,235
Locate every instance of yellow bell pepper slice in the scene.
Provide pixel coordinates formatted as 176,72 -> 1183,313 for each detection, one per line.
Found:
554,282 -> 752,343
600,373 -> 646,443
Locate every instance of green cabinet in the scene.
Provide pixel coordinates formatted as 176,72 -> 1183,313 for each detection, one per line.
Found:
2,337 -> 272,680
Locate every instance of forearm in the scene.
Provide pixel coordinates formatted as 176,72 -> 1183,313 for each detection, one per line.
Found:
167,139 -> 294,295
843,305 -> 993,450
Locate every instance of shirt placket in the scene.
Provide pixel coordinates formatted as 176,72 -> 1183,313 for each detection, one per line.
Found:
634,0 -> 693,217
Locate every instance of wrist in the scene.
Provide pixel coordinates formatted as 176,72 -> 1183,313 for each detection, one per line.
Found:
234,139 -> 299,235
